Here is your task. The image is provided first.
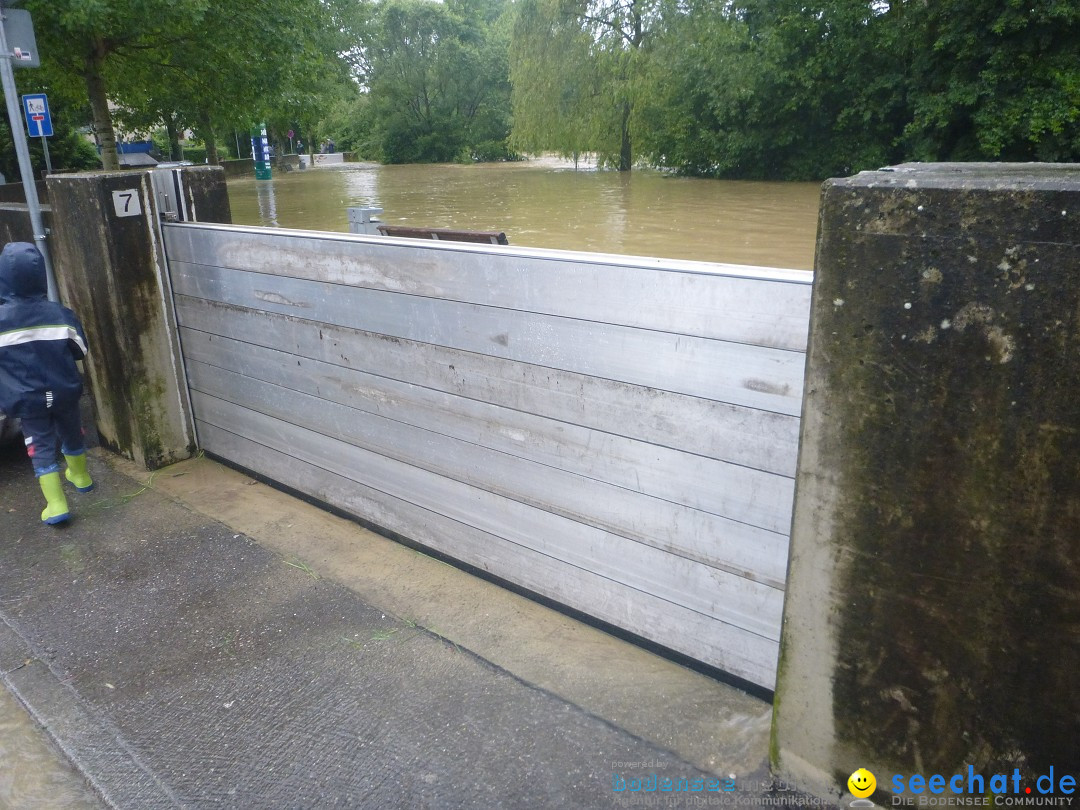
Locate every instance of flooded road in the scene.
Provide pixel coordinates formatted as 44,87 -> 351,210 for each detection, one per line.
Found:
227,159 -> 822,269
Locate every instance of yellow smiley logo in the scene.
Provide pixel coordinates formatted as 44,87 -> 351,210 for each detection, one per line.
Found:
848,768 -> 876,798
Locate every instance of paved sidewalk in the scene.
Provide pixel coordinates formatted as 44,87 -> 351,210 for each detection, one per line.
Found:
0,442 -> 812,809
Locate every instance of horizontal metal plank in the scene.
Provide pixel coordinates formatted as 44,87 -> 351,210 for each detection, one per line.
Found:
181,329 -> 796,529
186,358 -> 790,581
175,296 -> 801,476
192,392 -> 784,641
171,263 -> 804,415
196,421 -> 779,687
182,329 -> 796,528
163,223 -> 812,350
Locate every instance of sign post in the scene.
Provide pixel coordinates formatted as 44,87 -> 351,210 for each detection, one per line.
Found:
0,6 -> 58,301
22,92 -> 52,174
250,123 -> 272,181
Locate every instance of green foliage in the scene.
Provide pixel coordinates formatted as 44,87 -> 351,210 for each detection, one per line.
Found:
358,0 -> 513,164
0,68 -> 101,180
900,0 -> 1080,162
632,0 -> 907,179
320,93 -> 379,158
180,146 -> 207,164
509,0 -> 608,160
20,0 -> 353,168
23,0 -> 214,168
634,0 -> 762,177
515,0 -> 1080,179
0,121 -> 101,182
7,0 -> 1079,184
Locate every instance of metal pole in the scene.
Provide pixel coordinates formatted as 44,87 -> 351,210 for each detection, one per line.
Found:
0,6 -> 58,301
40,134 -> 51,174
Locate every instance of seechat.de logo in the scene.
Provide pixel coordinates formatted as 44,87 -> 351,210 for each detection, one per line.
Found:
890,766 -> 1077,806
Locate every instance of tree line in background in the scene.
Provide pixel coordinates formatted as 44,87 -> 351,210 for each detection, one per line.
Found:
7,0 -> 1080,183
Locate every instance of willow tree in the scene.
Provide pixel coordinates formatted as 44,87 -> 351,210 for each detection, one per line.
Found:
510,0 -> 659,170
509,0 -> 602,163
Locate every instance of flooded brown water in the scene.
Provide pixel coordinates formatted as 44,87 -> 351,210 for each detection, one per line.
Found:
0,686 -> 104,809
227,158 -> 822,269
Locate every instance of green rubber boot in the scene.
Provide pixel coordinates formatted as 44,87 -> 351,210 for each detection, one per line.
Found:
39,472 -> 71,525
64,452 -> 94,492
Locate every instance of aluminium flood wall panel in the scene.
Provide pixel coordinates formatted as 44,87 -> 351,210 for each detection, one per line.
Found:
162,223 -> 812,689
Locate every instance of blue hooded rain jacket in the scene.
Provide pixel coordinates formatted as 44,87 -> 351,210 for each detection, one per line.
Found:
0,243 -> 88,418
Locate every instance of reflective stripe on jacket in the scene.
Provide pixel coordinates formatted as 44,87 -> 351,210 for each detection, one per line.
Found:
0,242 -> 88,418
0,304 -> 88,418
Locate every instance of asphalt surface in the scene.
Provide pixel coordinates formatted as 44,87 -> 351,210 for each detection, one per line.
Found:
0,436 -> 825,810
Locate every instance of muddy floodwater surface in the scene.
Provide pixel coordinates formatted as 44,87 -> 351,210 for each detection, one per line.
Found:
0,686 -> 104,809
226,158 -> 821,270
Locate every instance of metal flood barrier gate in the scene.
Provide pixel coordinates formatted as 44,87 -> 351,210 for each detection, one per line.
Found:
161,222 -> 812,689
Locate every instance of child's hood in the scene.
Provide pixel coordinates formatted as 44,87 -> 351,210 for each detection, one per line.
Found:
0,242 -> 48,302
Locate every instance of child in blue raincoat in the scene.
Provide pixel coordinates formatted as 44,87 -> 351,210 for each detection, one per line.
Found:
0,242 -> 93,524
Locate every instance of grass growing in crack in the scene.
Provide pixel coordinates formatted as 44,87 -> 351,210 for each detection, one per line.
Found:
369,618 -> 424,645
87,472 -> 158,511
87,450 -> 207,512
283,557 -> 319,580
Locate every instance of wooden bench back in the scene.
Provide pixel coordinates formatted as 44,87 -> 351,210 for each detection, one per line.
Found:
377,225 -> 509,245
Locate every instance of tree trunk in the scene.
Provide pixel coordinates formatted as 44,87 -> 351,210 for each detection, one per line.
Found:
198,110 -> 219,164
618,99 -> 632,172
165,117 -> 183,161
618,0 -> 642,173
84,39 -> 119,171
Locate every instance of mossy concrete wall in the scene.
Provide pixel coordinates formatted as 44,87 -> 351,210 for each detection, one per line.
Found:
45,167 -> 231,469
773,163 -> 1080,800
170,165 -> 232,223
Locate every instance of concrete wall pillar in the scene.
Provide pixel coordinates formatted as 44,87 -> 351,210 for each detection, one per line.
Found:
45,167 -> 230,469
773,164 -> 1080,799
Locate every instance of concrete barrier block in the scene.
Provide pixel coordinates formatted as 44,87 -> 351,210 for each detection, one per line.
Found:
774,163 -> 1080,800
45,171 -> 197,469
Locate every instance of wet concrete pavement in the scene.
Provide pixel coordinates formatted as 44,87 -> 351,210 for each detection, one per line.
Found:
0,440 -> 820,809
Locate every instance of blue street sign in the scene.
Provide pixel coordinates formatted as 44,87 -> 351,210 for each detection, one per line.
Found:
22,93 -> 52,137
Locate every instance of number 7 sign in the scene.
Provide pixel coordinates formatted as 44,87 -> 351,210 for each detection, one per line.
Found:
111,189 -> 143,218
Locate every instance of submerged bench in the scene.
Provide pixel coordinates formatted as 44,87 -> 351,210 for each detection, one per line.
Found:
376,225 -> 509,245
